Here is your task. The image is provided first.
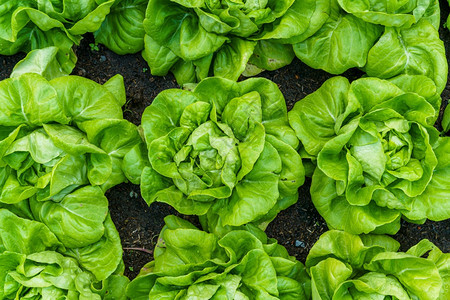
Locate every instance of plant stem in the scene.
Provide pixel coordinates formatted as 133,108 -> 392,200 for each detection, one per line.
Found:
123,247 -> 153,254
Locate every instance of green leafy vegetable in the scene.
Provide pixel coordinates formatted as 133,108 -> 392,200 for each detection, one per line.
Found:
136,77 -> 304,235
126,215 -> 311,299
142,0 -> 330,84
0,208 -> 129,299
293,0 -> 446,90
0,0 -> 116,71
288,75 -> 449,234
306,230 -> 450,300
0,53 -> 139,299
0,72 -> 141,206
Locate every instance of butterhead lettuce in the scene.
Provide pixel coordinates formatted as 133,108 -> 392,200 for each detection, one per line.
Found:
135,77 -> 304,235
142,0 -> 330,84
126,215 -> 311,299
0,0 -> 116,71
293,0 -> 447,93
0,50 -> 138,299
289,75 -> 450,234
0,209 -> 129,299
306,230 -> 450,300
0,72 -> 141,205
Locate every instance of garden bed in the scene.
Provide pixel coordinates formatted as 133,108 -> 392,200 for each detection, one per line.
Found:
1,4 -> 449,281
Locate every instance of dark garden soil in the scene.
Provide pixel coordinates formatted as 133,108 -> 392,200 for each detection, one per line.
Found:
1,3 -> 449,281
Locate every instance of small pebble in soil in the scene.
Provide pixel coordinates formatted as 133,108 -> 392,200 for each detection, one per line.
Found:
100,55 -> 106,62
77,68 -> 86,76
129,191 -> 139,198
295,240 -> 306,248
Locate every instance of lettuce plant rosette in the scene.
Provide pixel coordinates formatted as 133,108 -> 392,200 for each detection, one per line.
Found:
288,75 -> 450,234
293,0 -> 447,93
0,209 -> 129,299
0,71 -> 141,205
134,77 -> 304,235
306,230 -> 450,300
0,56 -> 140,298
126,215 -> 311,299
142,0 -> 330,84
0,0 -> 120,72
0,68 -> 143,275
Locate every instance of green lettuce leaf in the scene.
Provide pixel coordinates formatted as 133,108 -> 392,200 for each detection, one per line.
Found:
365,19 -> 448,93
402,137 -> 450,222
10,46 -> 76,79
94,0 -> 147,55
293,0 -> 382,74
337,0 -> 435,27
443,103 -> 450,133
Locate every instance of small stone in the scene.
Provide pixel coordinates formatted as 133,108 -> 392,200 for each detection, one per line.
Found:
100,55 -> 106,62
295,240 -> 305,248
77,68 -> 86,76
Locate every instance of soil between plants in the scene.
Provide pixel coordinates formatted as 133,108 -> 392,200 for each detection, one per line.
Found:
1,4 -> 449,280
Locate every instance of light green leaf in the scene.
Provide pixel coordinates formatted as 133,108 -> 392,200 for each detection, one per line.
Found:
142,34 -> 180,76
94,0 -> 147,54
0,209 -> 61,254
294,2 -> 382,74
443,104 -> 450,133
220,142 -> 281,226
66,0 -> 115,35
103,74 -> 127,106
0,73 -> 68,126
311,168 -> 401,234
255,0 -> 330,43
142,89 -> 200,142
50,76 -> 123,124
306,230 -> 399,268
214,37 -> 256,81
310,258 -> 352,300
64,215 -> 122,281
366,252 -> 442,300
403,137 -> 450,221
248,40 -> 294,71
30,186 -> 108,249
366,19 -> 447,93
10,46 -> 75,80
288,76 -> 354,157
337,0 -> 420,27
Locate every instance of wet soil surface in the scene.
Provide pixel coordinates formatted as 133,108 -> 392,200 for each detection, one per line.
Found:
1,4 -> 449,280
